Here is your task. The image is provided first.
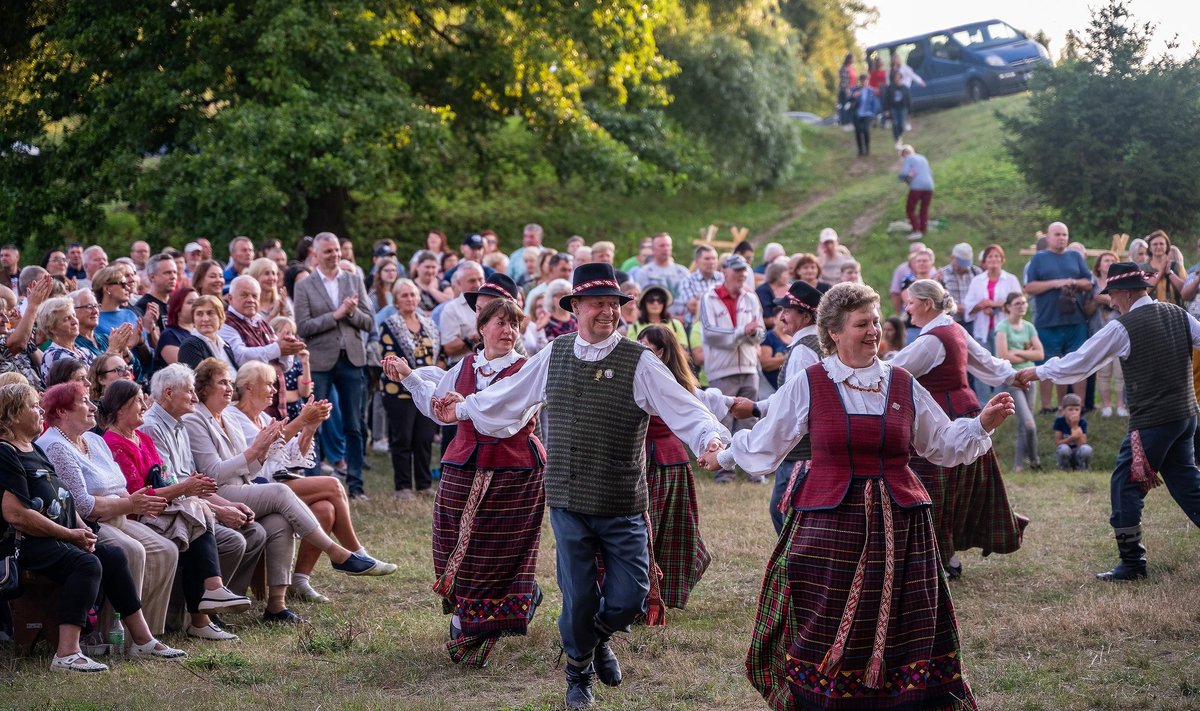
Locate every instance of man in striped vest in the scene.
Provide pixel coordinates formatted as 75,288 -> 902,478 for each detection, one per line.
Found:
1017,262 -> 1200,581
443,263 -> 730,709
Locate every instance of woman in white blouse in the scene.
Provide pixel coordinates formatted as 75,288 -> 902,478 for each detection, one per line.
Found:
962,244 -> 1023,350
702,281 -> 1014,711
224,360 -> 395,604
889,278 -> 1027,579
183,357 -> 394,625
37,382 -> 178,637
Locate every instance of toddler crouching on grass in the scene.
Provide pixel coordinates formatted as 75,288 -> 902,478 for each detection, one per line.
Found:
1053,393 -> 1093,470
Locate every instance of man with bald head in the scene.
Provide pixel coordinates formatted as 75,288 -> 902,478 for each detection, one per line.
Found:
1024,221 -> 1095,410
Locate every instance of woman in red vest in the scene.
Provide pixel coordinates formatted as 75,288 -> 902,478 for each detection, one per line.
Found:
383,295 -> 545,667
635,325 -> 735,611
890,279 -> 1028,579
701,281 -> 1015,711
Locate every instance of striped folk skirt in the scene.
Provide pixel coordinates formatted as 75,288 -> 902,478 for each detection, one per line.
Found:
909,449 -> 1027,564
747,478 -> 977,711
647,462 -> 712,610
432,463 -> 546,667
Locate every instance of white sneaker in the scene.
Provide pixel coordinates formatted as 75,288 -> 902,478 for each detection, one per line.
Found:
187,622 -> 239,641
907,231 -> 924,241
51,652 -> 108,673
1117,406 -> 1129,417
1101,407 -> 1113,418
198,586 -> 252,614
130,638 -> 187,659
371,440 -> 389,453
288,580 -> 331,603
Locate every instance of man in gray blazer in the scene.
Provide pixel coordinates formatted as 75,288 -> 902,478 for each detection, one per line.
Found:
295,232 -> 375,498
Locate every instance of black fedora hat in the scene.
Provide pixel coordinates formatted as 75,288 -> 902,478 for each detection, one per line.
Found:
773,280 -> 822,314
1100,262 -> 1153,294
559,263 -> 631,313
465,273 -> 519,311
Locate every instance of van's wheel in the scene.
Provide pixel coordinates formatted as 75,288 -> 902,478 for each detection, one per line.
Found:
967,79 -> 989,102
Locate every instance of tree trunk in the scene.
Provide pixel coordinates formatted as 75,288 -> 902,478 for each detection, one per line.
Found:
304,187 -> 353,238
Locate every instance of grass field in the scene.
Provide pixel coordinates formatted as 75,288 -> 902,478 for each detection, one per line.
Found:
2,409 -> 1198,710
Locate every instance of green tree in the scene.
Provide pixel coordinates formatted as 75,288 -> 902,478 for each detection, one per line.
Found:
1001,0 -> 1200,238
0,1 -> 688,250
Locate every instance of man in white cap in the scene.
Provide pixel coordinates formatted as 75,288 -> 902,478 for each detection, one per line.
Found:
183,242 -> 203,281
816,228 -> 853,284
938,242 -> 982,330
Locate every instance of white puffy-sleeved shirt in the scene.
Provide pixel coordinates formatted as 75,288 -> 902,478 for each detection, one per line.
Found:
887,313 -> 1015,386
717,355 -> 994,477
758,323 -> 821,417
1037,295 -> 1200,383
455,330 -> 731,457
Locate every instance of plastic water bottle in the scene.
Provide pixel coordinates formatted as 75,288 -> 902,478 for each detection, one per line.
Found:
108,613 -> 125,660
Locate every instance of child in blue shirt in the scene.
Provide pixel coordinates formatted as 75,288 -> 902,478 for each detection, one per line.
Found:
1053,393 -> 1093,470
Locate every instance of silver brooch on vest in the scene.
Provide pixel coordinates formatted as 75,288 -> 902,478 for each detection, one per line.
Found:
593,368 -> 614,381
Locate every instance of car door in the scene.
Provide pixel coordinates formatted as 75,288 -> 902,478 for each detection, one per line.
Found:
924,33 -> 965,101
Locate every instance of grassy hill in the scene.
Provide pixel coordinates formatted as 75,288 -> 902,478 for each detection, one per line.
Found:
367,94 -> 1057,312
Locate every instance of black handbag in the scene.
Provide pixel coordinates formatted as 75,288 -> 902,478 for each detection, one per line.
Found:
0,534 -> 22,601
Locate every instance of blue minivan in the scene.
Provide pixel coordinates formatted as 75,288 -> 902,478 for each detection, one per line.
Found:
866,19 -> 1051,111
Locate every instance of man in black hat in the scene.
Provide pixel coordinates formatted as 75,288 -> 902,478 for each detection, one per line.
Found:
732,280 -> 824,532
435,263 -> 730,710
1016,263 -> 1200,581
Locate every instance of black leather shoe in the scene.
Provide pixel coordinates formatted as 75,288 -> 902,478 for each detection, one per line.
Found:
593,640 -> 622,687
565,664 -> 595,710
945,560 -> 963,580
1096,560 -> 1147,582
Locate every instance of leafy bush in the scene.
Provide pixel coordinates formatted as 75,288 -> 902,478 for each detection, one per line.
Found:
1001,0 -> 1200,237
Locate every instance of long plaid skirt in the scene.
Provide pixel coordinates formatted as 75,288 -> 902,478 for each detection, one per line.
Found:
647,462 -> 712,609
432,463 -> 546,666
747,478 -> 977,711
909,449 -> 1026,564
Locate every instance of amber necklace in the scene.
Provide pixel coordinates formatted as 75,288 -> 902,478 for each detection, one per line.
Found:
843,380 -> 882,393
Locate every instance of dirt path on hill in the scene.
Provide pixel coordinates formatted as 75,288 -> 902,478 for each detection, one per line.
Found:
751,145 -> 892,248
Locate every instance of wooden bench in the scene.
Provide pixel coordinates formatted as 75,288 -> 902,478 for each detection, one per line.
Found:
8,570 -> 61,656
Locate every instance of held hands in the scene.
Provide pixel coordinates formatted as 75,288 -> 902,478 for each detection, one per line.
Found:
729,397 -> 756,420
129,486 -> 169,517
1012,368 -> 1041,389
382,354 -> 411,382
697,439 -> 724,472
431,391 -> 465,423
978,392 -> 1017,432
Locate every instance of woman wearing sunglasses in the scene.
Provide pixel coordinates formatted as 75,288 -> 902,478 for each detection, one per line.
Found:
87,353 -> 133,402
0,383 -> 185,672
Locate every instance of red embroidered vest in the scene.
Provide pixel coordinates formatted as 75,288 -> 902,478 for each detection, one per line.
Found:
915,324 -> 980,418
645,417 -> 689,466
225,309 -> 287,420
440,354 -> 545,470
793,363 -> 930,511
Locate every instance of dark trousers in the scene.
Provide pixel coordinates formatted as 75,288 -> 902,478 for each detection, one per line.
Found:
770,461 -> 797,535
22,538 -> 141,627
383,395 -> 436,491
313,352 -> 367,494
906,189 -> 933,233
891,107 -> 907,141
853,116 -> 872,155
1110,416 -> 1200,531
179,531 -> 221,614
550,508 -> 649,667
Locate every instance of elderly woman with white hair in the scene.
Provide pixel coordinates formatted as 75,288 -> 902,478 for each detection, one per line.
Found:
184,358 -> 393,624
39,296 -> 90,379
542,278 -> 577,341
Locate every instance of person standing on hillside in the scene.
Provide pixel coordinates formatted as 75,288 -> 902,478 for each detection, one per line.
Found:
837,52 -> 857,128
883,68 -> 912,149
898,144 -> 934,240
851,75 -> 881,157
1016,262 -> 1200,582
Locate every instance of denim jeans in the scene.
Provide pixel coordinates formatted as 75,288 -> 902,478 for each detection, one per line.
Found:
1004,382 -> 1040,469
312,352 -> 367,495
769,461 -> 795,535
549,508 -> 649,667
317,382 -> 346,466
1110,416 -> 1200,530
891,106 -> 907,142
